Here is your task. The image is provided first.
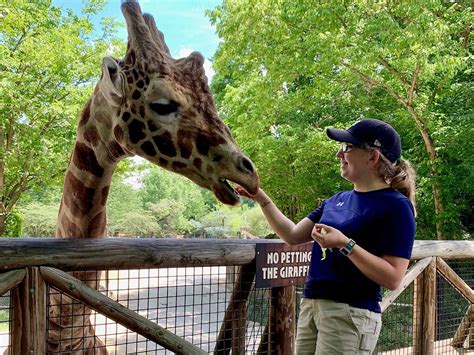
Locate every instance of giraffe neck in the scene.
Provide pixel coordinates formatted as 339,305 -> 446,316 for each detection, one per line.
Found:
56,97 -> 127,239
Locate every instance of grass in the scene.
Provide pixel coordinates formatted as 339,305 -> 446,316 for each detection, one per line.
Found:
0,310 -> 9,332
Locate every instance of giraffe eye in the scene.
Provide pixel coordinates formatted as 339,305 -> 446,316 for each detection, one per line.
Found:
149,99 -> 179,116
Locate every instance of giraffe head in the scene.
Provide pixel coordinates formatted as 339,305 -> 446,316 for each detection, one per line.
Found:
92,1 -> 258,205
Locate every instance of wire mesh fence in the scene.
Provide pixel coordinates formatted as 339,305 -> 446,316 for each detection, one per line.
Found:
45,266 -> 275,354
0,255 -> 473,354
0,292 -> 11,355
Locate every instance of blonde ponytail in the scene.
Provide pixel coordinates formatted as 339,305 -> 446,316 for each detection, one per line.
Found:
377,156 -> 417,216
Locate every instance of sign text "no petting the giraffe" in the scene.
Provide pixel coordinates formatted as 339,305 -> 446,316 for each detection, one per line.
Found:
255,242 -> 312,288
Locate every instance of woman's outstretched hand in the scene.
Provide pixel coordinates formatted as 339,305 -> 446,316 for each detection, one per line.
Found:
311,224 -> 350,249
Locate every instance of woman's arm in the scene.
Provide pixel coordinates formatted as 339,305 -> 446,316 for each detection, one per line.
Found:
237,187 -> 314,245
312,224 -> 409,290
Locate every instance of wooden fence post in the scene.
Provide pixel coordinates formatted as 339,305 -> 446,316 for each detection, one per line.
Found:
10,267 -> 46,355
412,270 -> 424,354
269,286 -> 296,355
422,258 -> 437,354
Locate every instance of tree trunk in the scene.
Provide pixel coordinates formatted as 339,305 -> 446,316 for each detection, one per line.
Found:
0,211 -> 5,237
406,106 -> 445,240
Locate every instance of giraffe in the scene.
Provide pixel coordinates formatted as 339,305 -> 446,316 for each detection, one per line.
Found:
48,1 -> 259,353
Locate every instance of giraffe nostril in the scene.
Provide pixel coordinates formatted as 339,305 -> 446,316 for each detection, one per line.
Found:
240,157 -> 254,173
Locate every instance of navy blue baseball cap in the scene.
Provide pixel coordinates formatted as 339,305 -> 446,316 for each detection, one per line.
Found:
326,119 -> 401,163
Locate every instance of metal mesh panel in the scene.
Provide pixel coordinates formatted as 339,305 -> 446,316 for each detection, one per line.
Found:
374,259 -> 474,354
0,292 -> 11,354
46,266 -> 276,354
375,283 -> 416,354
1,257 -> 472,353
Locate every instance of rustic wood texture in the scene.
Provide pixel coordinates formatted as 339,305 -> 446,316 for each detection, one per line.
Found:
214,261 -> 256,355
0,239 -> 472,271
411,240 -> 474,260
10,268 -> 46,355
381,257 -> 432,312
436,257 -> 474,303
412,274 -> 424,355
269,286 -> 295,355
0,238 -> 257,271
0,269 -> 25,296
40,267 -> 206,355
422,258 -> 437,354
451,304 -> 473,348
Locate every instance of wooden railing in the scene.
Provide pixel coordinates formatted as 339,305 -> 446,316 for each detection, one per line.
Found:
0,238 -> 473,354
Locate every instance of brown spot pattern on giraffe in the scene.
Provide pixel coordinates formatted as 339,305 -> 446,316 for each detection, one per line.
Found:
113,125 -> 124,141
73,142 -> 104,178
61,213 -> 79,238
79,100 -> 92,126
128,119 -> 146,144
147,120 -> 160,132
63,171 -> 95,217
140,141 -> 157,156
88,211 -> 106,237
84,127 -> 100,146
172,161 -> 187,170
177,129 -> 193,159
132,89 -> 141,100
153,131 -> 177,157
101,186 -> 110,206
193,158 -> 202,171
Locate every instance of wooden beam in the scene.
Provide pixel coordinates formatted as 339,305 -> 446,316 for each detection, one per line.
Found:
0,269 -> 25,296
381,257 -> 432,312
269,286 -> 296,355
436,258 -> 474,303
422,258 -> 437,354
411,240 -> 474,260
412,273 -> 424,355
0,238 -> 257,271
214,261 -> 256,355
10,268 -> 46,355
0,239 -> 472,271
40,267 -> 206,355
452,304 -> 473,348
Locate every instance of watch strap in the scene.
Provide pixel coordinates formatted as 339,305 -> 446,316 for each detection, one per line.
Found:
340,239 -> 356,256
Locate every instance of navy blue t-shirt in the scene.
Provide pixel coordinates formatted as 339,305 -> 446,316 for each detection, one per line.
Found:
305,188 -> 416,313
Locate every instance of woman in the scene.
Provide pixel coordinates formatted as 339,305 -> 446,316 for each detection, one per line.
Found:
237,119 -> 416,354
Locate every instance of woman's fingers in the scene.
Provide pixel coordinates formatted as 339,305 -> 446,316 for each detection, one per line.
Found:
235,186 -> 252,198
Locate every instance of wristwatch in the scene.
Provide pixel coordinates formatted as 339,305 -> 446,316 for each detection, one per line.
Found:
340,239 -> 356,256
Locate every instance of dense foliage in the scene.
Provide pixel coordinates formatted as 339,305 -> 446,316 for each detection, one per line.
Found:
1,1 -> 472,241
209,0 -> 473,239
0,0 -> 122,235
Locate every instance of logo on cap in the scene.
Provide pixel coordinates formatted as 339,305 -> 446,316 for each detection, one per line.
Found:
374,139 -> 381,147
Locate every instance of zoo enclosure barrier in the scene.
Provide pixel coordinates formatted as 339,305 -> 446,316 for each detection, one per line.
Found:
0,238 -> 473,354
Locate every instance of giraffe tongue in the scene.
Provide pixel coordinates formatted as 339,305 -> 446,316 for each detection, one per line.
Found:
214,179 -> 240,205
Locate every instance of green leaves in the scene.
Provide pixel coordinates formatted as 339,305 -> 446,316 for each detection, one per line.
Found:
209,0 -> 473,238
0,0 -> 121,235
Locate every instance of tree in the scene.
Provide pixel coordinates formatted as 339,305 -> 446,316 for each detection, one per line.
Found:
209,0 -> 473,239
0,0 -> 122,235
139,165 -> 216,221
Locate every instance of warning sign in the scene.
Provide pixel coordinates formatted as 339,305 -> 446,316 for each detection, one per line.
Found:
255,242 -> 312,288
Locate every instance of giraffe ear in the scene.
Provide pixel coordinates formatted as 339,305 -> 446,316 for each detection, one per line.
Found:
100,57 -> 125,107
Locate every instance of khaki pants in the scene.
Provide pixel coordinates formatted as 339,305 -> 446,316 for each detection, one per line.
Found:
295,298 -> 382,355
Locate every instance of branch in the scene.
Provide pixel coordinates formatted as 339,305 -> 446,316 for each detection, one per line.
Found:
407,62 -> 421,107
461,24 -> 471,49
342,62 -> 407,107
377,56 -> 411,87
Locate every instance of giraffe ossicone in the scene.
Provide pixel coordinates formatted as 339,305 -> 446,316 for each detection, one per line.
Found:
50,1 -> 259,353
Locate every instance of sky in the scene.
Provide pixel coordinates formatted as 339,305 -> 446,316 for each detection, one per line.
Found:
52,0 -> 222,81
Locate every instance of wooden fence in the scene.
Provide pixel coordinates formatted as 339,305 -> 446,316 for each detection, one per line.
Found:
0,238 -> 473,354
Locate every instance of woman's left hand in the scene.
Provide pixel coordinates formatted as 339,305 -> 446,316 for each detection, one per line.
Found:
311,224 -> 350,249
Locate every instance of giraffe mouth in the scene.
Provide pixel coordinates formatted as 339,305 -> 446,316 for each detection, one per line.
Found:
212,178 -> 241,205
